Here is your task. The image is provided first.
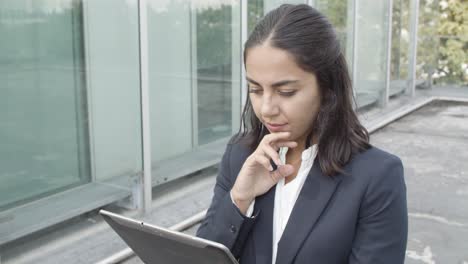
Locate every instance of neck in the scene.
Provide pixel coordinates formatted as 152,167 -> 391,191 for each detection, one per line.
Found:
288,133 -> 318,158
299,133 -> 318,150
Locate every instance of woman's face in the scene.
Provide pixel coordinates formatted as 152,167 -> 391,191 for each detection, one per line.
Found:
245,43 -> 321,148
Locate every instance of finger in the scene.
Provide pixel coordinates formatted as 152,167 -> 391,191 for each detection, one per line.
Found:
270,164 -> 294,182
254,154 -> 275,172
273,141 -> 298,149
261,145 -> 282,166
263,131 -> 291,145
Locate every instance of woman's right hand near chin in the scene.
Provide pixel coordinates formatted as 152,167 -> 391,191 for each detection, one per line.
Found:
230,131 -> 297,214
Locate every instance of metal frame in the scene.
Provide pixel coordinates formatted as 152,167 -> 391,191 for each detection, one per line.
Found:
81,0 -> 97,183
189,2 -> 199,147
137,0 -> 152,213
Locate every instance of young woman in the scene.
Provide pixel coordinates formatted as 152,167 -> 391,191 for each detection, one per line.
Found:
197,4 -> 407,264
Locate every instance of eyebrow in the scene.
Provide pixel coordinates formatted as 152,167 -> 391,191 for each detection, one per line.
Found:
246,77 -> 299,89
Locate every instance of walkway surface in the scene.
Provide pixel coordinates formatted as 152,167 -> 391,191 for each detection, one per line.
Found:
372,100 -> 468,264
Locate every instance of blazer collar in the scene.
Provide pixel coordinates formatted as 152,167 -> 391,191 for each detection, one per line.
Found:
253,161 -> 343,264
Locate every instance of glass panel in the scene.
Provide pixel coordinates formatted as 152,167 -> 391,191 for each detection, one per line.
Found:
148,1 -> 241,162
354,0 -> 392,107
196,5 -> 235,145
248,0 -> 264,33
83,0 -> 142,183
0,0 -> 142,244
0,0 -> 89,210
416,0 -> 439,86
314,0 -> 355,75
147,1 -> 194,161
390,0 -> 410,95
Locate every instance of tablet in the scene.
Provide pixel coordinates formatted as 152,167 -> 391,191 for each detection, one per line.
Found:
100,210 -> 239,264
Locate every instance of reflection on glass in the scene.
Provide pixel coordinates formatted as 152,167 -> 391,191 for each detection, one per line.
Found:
390,0 -> 410,95
354,0 -> 392,107
196,5 -> 234,145
83,0 -> 142,183
148,1 -> 194,161
149,1 -> 240,161
314,0 -> 354,74
248,0 -> 264,33
315,0 -> 350,54
0,0 -> 90,210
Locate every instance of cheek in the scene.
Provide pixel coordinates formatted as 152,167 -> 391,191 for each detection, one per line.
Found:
288,96 -> 319,121
249,97 -> 263,120
285,97 -> 320,133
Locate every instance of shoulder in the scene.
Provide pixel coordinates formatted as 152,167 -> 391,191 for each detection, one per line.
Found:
225,133 -> 254,169
347,145 -> 403,173
343,145 -> 405,196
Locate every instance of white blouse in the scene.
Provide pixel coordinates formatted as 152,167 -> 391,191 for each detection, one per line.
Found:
231,144 -> 318,264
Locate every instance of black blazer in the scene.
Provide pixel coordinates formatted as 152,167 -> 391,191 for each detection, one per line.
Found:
196,136 -> 408,264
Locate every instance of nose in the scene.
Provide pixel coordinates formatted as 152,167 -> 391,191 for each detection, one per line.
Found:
260,96 -> 280,119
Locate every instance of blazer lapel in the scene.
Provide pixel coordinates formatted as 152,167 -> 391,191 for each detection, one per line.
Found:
275,161 -> 343,264
252,185 -> 276,264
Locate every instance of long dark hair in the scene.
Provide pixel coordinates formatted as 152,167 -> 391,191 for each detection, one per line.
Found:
231,4 -> 370,177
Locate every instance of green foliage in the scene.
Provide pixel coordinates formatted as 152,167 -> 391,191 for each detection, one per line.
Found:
419,0 -> 467,85
436,0 -> 468,84
248,0 -> 264,34
391,0 -> 410,80
196,5 -> 232,71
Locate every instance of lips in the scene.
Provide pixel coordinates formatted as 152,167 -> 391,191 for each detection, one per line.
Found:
265,123 -> 287,132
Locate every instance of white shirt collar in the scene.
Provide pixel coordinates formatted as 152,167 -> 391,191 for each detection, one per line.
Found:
279,144 -> 318,169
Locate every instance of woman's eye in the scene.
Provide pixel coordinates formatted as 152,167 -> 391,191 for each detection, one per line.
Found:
248,88 -> 262,93
248,88 -> 296,97
279,91 -> 296,97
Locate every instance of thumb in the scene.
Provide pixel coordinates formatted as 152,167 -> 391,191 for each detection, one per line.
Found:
271,164 -> 294,182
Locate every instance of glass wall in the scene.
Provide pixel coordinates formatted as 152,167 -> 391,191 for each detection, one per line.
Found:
83,0 -> 142,183
390,0 -> 411,95
0,1 -> 89,210
0,0 -> 143,245
147,0 -> 242,162
354,0 -> 393,107
196,4 -> 239,145
313,0 -> 355,75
